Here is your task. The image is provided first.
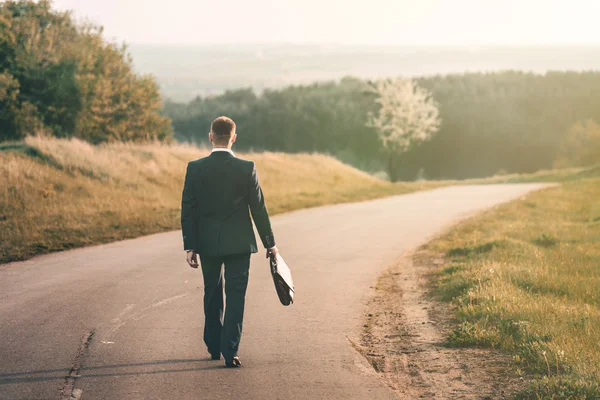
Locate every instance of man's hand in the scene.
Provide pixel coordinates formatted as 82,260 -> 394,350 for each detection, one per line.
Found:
266,246 -> 279,259
186,251 -> 199,268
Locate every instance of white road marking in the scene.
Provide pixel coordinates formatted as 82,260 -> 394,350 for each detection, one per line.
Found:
111,304 -> 136,323
102,293 -> 188,341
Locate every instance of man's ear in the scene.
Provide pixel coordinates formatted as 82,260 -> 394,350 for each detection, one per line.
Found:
208,132 -> 213,143
231,133 -> 237,144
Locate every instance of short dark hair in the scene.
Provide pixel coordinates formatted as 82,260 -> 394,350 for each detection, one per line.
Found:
211,116 -> 236,145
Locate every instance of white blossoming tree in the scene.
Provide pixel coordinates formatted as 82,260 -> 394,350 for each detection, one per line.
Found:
367,78 -> 440,182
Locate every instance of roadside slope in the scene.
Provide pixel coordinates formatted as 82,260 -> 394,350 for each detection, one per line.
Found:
0,136 -> 445,263
424,176 -> 600,398
358,173 -> 600,399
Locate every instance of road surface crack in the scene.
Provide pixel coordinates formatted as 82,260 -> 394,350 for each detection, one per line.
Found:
60,329 -> 95,400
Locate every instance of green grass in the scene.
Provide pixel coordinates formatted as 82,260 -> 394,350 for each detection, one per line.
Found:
425,176 -> 600,399
473,165 -> 600,183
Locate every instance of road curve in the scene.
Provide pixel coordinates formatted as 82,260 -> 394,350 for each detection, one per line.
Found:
0,184 -> 550,400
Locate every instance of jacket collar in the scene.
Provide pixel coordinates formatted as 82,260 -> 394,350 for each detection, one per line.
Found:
211,148 -> 236,157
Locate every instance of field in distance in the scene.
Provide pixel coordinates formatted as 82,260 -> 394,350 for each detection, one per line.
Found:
128,44 -> 600,101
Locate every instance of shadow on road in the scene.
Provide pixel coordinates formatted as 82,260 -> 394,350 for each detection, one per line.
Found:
0,358 -> 225,384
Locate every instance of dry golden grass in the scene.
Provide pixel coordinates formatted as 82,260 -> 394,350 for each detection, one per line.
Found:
425,177 -> 600,398
0,136 -> 447,263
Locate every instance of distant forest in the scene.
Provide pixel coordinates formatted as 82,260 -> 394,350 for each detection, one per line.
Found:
164,71 -> 600,180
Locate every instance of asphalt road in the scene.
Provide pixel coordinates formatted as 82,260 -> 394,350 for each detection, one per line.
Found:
0,184 -> 550,400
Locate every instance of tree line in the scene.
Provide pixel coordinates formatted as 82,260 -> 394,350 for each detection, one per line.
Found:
166,71 -> 600,180
0,0 -> 172,143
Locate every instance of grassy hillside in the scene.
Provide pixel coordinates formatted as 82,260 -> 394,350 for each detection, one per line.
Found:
425,174 -> 600,398
0,136 -> 446,264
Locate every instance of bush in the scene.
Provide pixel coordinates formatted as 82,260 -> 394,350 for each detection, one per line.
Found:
533,233 -> 558,248
0,1 -> 172,143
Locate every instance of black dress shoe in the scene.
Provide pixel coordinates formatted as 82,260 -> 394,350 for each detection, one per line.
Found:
211,353 -> 221,360
225,356 -> 241,368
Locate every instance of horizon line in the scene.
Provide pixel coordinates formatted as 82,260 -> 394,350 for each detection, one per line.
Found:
123,41 -> 600,48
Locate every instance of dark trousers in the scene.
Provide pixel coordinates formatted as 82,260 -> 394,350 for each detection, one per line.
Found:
200,253 -> 251,361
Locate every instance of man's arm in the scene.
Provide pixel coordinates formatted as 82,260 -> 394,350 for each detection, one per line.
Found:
181,163 -> 199,264
248,162 -> 276,252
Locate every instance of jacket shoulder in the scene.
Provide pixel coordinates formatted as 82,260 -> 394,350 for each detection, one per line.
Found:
231,156 -> 255,173
187,156 -> 209,169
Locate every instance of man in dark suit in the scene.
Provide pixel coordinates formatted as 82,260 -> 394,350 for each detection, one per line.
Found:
181,116 -> 278,368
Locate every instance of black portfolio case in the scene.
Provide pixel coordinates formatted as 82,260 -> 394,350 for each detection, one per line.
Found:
269,253 -> 295,306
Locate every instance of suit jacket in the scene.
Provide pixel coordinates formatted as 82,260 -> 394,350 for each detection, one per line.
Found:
181,151 -> 275,256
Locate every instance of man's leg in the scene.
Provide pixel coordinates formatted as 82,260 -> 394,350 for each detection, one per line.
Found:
199,255 -> 224,357
220,253 -> 251,362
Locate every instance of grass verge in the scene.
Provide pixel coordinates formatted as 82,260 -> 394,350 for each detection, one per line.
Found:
424,175 -> 600,399
0,136 -> 448,264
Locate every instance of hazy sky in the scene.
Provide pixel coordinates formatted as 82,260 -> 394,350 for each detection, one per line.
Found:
51,0 -> 600,46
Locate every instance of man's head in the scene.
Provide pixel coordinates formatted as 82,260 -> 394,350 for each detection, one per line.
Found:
209,116 -> 237,148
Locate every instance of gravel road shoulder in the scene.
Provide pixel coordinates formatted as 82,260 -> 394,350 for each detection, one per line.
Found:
357,250 -> 524,399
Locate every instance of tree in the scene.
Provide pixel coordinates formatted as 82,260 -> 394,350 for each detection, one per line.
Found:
0,0 -> 172,143
554,119 -> 600,168
367,78 -> 440,182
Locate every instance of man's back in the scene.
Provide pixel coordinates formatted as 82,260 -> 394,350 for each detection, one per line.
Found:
181,150 -> 275,256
